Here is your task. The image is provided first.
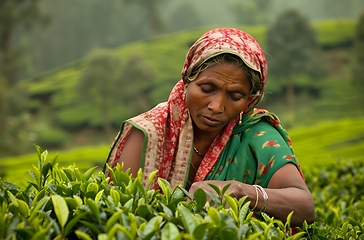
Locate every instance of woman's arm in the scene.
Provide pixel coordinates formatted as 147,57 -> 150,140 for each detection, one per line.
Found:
189,163 -> 315,226
115,127 -> 145,176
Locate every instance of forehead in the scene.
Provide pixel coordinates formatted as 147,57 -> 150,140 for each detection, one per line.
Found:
197,64 -> 249,84
193,64 -> 252,94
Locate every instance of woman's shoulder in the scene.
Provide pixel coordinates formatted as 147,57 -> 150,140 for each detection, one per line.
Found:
243,119 -> 278,136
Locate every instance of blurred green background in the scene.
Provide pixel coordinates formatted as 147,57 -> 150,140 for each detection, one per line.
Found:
0,0 -> 363,185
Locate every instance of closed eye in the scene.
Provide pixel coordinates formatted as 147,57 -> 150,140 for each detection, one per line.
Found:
229,93 -> 245,101
200,84 -> 214,93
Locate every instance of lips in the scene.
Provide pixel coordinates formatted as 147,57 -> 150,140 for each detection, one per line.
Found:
202,115 -> 222,126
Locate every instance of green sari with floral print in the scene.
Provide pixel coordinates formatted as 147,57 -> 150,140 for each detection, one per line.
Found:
206,108 -> 304,187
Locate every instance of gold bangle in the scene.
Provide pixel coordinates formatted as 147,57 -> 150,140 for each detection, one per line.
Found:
251,185 -> 259,211
255,185 -> 268,213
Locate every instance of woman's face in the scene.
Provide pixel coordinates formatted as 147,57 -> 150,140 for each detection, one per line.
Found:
185,63 -> 252,135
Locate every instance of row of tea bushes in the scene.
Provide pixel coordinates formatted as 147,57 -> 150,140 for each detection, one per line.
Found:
0,146 -> 363,239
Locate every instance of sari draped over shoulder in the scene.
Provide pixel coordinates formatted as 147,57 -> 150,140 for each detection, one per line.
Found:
206,108 -> 305,187
105,80 -> 237,189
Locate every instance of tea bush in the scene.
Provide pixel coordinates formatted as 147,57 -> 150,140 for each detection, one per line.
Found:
0,146 -> 363,239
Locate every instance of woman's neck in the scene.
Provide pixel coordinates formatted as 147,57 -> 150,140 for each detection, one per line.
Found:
192,124 -> 221,153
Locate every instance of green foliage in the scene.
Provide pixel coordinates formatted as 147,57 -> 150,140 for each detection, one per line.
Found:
0,0 -> 49,83
0,145 -> 109,186
1,146 -> 364,239
266,9 -> 323,78
265,9 -> 327,114
77,48 -> 123,137
0,77 -> 33,156
352,11 -> 364,109
229,0 -> 272,25
304,160 -> 364,239
314,19 -> 356,48
37,128 -> 69,149
120,53 -> 157,116
289,117 -> 364,169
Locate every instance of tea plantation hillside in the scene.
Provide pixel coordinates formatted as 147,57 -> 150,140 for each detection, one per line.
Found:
1,117 -> 363,187
21,19 -> 360,150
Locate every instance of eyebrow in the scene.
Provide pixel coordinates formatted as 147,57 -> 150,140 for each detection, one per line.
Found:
200,81 -> 249,96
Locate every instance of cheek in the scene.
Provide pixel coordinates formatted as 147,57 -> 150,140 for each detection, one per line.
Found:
185,88 -> 204,108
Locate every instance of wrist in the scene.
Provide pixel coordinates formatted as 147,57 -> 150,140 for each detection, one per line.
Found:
252,184 -> 268,213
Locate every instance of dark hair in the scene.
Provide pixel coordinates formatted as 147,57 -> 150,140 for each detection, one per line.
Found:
184,53 -> 262,96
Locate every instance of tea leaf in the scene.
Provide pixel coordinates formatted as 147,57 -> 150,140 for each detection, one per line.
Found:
291,232 -> 307,240
75,230 -> 93,240
63,169 -> 74,181
95,189 -> 104,203
147,170 -> 158,190
251,220 -> 263,233
178,205 -> 197,234
40,150 -> 48,164
192,223 -> 209,239
224,194 -> 238,216
161,222 -> 180,240
86,198 -> 99,219
285,211 -> 294,231
237,223 -> 250,238
158,178 -> 171,201
108,224 -> 133,239
52,195 -> 69,228
7,190 -> 18,208
86,182 -> 99,193
29,196 -> 50,222
34,145 -> 42,163
31,165 -> 41,190
160,202 -> 174,219
2,181 -> 20,192
79,220 -> 102,234
221,183 -> 231,195
64,212 -> 88,236
204,190 -> 221,206
207,183 -> 221,196
83,166 -> 98,181
208,207 -> 221,227
17,199 -> 30,217
110,189 -> 121,205
142,216 -> 163,237
30,228 -> 48,240
50,152 -> 59,166
42,162 -> 52,179
218,229 -> 239,240
106,210 -> 123,232
65,197 -> 79,210
194,188 -> 207,209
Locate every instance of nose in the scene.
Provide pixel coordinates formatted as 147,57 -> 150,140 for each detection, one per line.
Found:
207,94 -> 225,113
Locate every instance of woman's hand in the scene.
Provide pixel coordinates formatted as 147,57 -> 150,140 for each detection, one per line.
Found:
188,164 -> 315,226
188,180 -> 254,208
189,180 -> 242,199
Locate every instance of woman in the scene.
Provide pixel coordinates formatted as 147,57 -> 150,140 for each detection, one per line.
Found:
105,28 -> 315,226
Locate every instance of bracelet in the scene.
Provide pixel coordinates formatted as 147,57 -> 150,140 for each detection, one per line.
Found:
251,185 -> 259,211
254,185 -> 268,213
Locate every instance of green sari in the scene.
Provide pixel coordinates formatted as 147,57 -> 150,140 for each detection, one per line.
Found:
206,108 -> 303,187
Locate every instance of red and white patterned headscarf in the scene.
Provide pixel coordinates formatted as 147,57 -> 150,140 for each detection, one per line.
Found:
182,28 -> 267,110
106,28 -> 268,189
